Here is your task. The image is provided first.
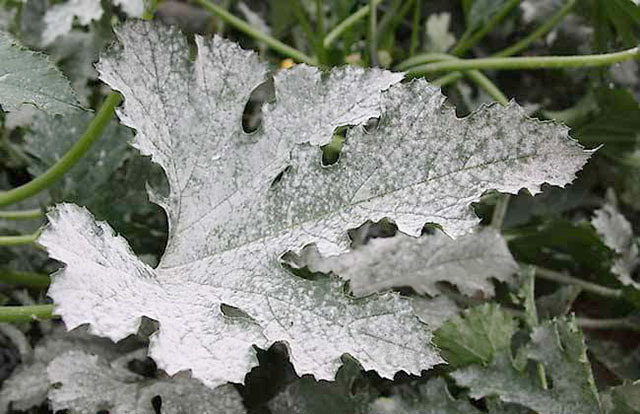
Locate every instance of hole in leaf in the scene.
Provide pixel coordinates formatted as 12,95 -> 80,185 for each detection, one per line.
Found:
151,395 -> 162,414
321,128 -> 346,166
127,357 -> 157,378
220,303 -> 254,321
280,247 -> 331,281
363,117 -> 380,133
347,218 -> 397,248
242,78 -> 275,134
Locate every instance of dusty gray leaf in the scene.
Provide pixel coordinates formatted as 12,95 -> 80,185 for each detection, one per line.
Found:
40,21 -> 589,388
452,317 -> 602,414
411,295 -> 460,329
0,31 -> 80,114
0,328 -> 119,414
42,0 -> 103,46
48,350 -> 245,414
300,228 -> 518,297
592,202 -> 640,289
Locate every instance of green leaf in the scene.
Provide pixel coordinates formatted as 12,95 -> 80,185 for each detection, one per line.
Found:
602,382 -> 640,413
0,30 -> 80,115
452,317 -> 602,414
39,21 -> 589,388
434,304 -> 517,368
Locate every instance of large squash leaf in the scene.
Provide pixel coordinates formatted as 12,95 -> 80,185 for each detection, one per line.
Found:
39,21 -> 590,387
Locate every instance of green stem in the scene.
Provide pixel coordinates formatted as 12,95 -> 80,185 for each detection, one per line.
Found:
0,208 -> 44,220
0,269 -> 50,288
407,54 -> 510,105
407,47 -> 640,77
0,232 -> 40,246
408,0 -> 577,86
369,0 -> 378,65
497,0 -> 576,57
195,0 -> 316,64
450,0 -> 522,56
0,304 -> 55,322
323,0 -> 383,48
529,265 -> 623,299
459,70 -> 510,105
409,0 -> 421,55
0,92 -> 122,209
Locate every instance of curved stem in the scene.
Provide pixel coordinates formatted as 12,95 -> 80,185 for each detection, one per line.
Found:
528,265 -> 623,299
458,70 -> 510,105
450,0 -> 522,56
195,0 -> 316,64
399,0 -> 575,71
0,269 -> 50,288
407,47 -> 640,77
0,208 -> 44,220
323,0 -> 383,48
497,0 -> 576,58
406,54 -> 510,105
0,304 -> 55,322
0,232 -> 40,246
0,92 -> 122,208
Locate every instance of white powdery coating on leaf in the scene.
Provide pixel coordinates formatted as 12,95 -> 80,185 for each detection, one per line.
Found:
42,21 -> 589,388
113,0 -> 144,17
301,229 -> 518,297
592,203 -> 640,289
42,0 -> 103,46
48,350 -> 246,414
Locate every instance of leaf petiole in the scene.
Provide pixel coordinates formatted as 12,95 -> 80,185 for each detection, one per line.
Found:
0,208 -> 44,220
0,304 -> 55,322
407,47 -> 640,77
0,92 -> 122,208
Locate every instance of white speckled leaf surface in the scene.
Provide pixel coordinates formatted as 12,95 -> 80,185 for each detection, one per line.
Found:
299,229 -> 518,297
591,203 -> 640,289
48,350 -> 246,414
40,21 -> 590,388
42,0 -> 103,46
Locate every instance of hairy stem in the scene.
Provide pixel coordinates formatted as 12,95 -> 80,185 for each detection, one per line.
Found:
0,304 -> 55,322
323,0 -> 383,48
0,92 -> 122,208
0,208 -> 44,220
195,0 -> 316,64
528,265 -> 623,299
407,47 -> 640,77
450,0 -> 522,56
0,269 -> 50,288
